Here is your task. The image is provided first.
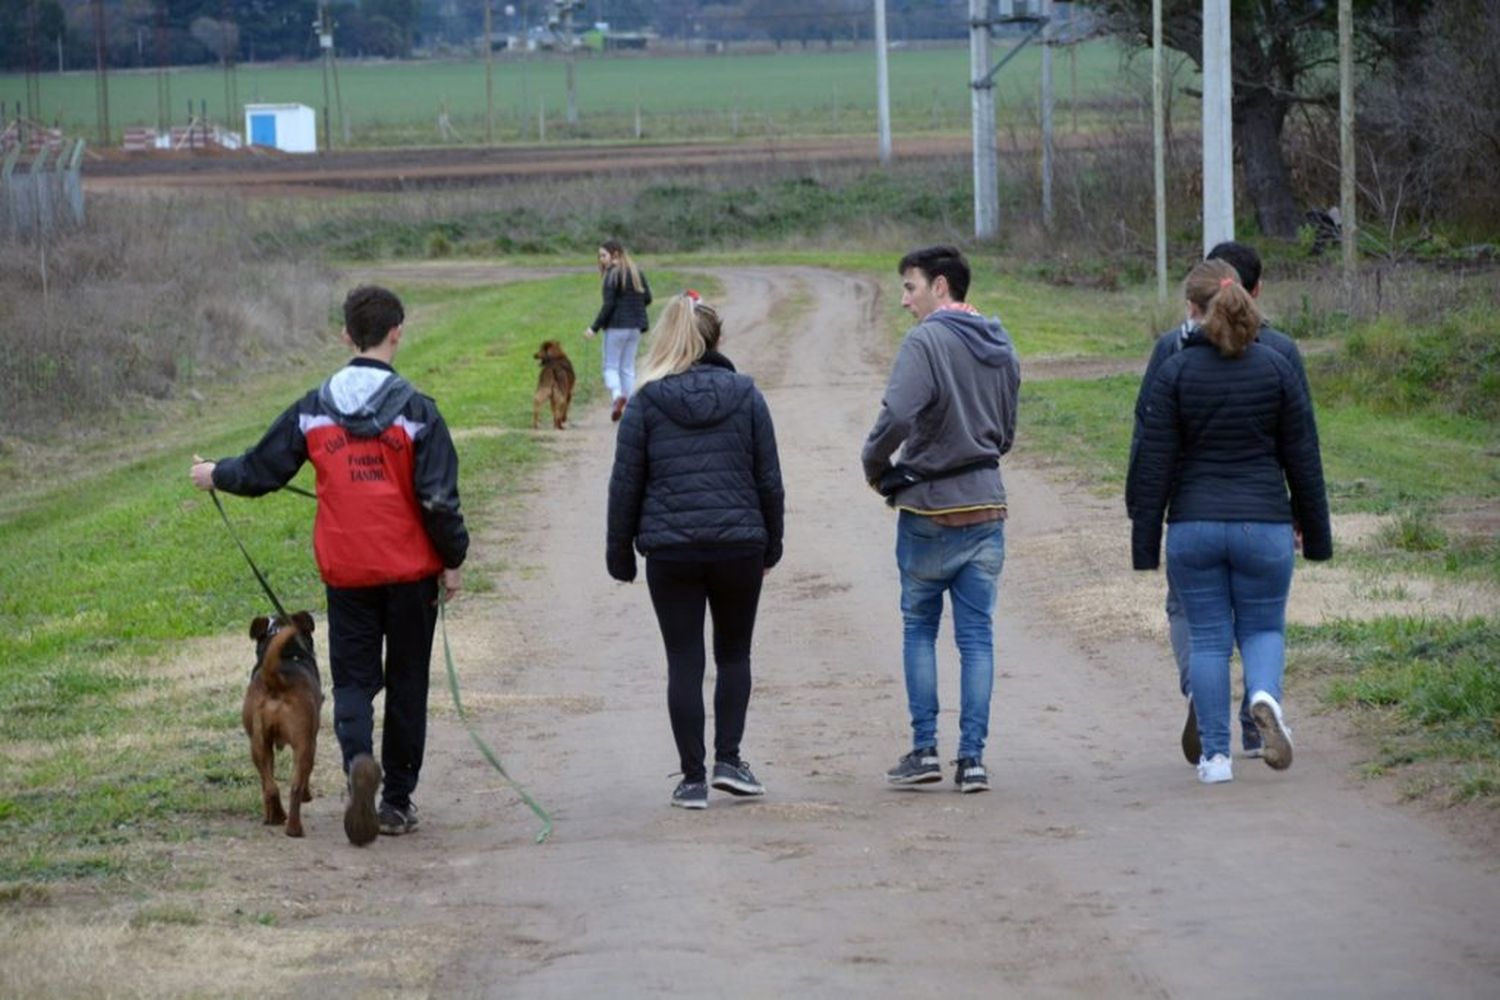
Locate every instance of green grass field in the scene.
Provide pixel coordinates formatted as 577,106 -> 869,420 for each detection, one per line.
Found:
0,40 -> 1152,144
0,270 -> 696,882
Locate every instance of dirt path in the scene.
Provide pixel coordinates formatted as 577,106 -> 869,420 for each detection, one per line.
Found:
373,267 -> 1500,995
18,267 -> 1496,997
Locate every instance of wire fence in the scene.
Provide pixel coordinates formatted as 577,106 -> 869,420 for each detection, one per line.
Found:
1,134 -> 86,241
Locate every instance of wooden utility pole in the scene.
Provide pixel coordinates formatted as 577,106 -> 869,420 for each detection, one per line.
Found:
1339,0 -> 1357,298
1201,0 -> 1233,254
969,0 -> 998,240
484,0 -> 495,143
1040,0 -> 1054,230
316,4 -> 333,151
874,0 -> 892,164
1152,0 -> 1168,302
92,0 -> 111,146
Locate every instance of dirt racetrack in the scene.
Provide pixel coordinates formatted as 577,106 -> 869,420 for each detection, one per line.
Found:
82,136 -> 976,195
5,266 -> 1498,998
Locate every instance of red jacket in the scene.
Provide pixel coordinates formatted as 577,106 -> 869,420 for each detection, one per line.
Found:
213,359 -> 468,588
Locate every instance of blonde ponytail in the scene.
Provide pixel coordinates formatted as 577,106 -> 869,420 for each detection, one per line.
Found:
636,293 -> 722,387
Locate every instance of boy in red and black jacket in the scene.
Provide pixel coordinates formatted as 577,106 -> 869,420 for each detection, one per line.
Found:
190,285 -> 468,846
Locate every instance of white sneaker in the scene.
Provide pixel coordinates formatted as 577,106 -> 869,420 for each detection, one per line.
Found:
1197,753 -> 1233,784
1249,691 -> 1294,771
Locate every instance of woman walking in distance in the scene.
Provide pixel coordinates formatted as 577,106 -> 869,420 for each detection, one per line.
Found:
585,238 -> 653,422
606,292 -> 785,809
1127,260 -> 1331,785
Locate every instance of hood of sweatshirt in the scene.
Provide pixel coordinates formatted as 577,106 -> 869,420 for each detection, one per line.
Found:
641,357 -> 752,429
927,308 -> 1017,368
317,359 -> 417,437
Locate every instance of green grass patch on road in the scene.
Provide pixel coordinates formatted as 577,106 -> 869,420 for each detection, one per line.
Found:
0,271 -> 680,887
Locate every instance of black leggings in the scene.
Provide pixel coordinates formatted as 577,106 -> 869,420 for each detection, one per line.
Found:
645,554 -> 765,782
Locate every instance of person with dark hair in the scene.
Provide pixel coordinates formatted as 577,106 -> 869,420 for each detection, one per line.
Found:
1127,260 -> 1331,784
1130,240 -> 1314,766
189,284 -> 468,843
862,245 -> 1021,794
585,238 -> 653,422
606,291 -> 785,810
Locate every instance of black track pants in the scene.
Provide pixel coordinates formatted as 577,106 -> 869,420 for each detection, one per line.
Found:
645,554 -> 765,783
326,576 -> 439,809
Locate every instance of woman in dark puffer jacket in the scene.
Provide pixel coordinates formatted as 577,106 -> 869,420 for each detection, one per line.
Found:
584,239 -> 653,422
1127,259 -> 1331,786
606,291 -> 785,810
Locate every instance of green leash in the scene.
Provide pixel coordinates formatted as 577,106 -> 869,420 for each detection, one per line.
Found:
438,594 -> 554,844
209,484 -> 553,844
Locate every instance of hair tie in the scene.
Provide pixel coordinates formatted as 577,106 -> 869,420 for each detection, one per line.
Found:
1218,277 -> 1235,288
684,289 -> 701,310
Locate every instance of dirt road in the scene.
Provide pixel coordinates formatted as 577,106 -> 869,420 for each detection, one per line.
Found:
21,267 -> 1496,997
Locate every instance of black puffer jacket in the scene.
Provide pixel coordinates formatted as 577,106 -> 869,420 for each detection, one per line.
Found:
589,266 -> 652,333
1127,332 -> 1331,570
606,352 -> 784,582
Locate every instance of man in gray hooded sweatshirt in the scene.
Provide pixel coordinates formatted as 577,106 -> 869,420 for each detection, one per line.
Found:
862,245 -> 1021,794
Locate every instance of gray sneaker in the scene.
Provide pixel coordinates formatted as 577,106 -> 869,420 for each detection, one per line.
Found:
885,747 -> 942,785
671,779 -> 708,810
343,754 -> 381,847
711,760 -> 765,796
955,757 -> 990,794
377,801 -> 419,835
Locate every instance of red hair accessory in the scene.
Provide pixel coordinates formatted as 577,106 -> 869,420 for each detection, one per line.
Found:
1219,277 -> 1235,288
684,289 -> 701,302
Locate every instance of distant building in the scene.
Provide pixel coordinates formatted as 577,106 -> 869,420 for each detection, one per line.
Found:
244,103 -> 317,154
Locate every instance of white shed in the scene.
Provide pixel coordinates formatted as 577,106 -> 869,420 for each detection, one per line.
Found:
243,103 -> 317,153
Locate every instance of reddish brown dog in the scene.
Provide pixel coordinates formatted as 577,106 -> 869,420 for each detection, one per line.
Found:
244,611 -> 323,838
533,339 -> 577,429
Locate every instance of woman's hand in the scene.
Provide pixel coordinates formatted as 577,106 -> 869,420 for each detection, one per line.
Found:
583,327 -> 597,339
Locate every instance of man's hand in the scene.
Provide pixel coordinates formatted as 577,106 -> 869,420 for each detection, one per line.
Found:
189,454 -> 216,491
439,567 -> 463,604
583,327 -> 597,339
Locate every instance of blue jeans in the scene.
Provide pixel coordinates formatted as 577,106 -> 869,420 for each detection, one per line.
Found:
1166,521 -> 1294,759
896,511 -> 1006,760
1167,579 -> 1257,746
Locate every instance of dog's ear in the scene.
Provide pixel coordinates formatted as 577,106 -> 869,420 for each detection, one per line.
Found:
250,616 -> 270,640
292,611 -> 315,635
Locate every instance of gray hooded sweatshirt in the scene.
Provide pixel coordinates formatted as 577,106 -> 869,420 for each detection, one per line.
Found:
861,307 -> 1021,513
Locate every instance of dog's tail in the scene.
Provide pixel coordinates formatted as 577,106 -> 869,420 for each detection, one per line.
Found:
258,625 -> 302,695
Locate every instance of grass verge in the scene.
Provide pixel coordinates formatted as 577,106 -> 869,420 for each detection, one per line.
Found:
0,270 -> 688,888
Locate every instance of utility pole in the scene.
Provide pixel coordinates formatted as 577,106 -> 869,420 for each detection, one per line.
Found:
315,4 -> 333,151
1040,0 -> 1054,230
550,0 -> 582,127
874,0 -> 892,164
92,0 -> 111,146
967,1 -> 1049,242
1152,0 -> 1168,303
24,0 -> 42,124
155,1 -> 170,132
1339,0 -> 1357,300
1201,0 -> 1234,254
969,0 -> 998,240
484,0 -> 495,144
221,0 -> 238,133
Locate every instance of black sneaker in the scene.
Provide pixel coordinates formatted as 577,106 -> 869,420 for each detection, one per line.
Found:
671,779 -> 708,810
711,760 -> 765,796
344,753 -> 381,847
885,747 -> 942,785
1181,698 -> 1201,765
954,757 -> 990,794
377,801 -> 419,836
